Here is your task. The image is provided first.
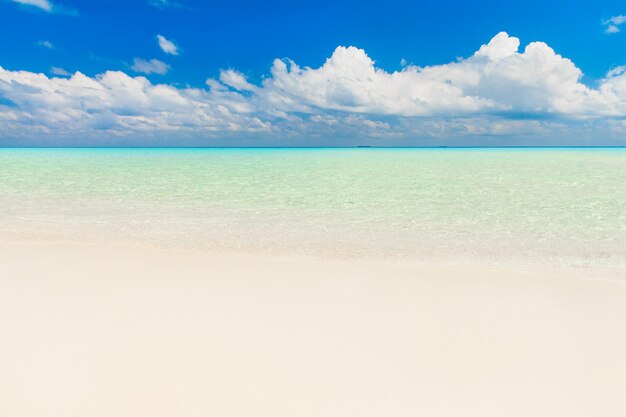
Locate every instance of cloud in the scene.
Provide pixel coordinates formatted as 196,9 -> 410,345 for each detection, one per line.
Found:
603,15 -> 626,34
50,67 -> 70,76
12,0 -> 52,11
607,65 -> 626,78
604,15 -> 626,25
605,24 -> 620,34
10,0 -> 77,15
3,32 -> 626,145
218,69 -> 257,92
149,0 -> 180,9
130,58 -> 171,75
37,40 -> 55,49
157,35 -> 179,55
242,32 -> 600,118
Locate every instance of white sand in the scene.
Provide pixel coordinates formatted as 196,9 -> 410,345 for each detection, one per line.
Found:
1,243 -> 626,417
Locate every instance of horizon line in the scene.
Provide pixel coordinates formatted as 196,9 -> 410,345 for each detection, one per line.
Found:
1,146 -> 625,150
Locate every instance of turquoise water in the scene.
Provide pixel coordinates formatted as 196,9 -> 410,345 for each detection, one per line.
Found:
1,148 -> 625,272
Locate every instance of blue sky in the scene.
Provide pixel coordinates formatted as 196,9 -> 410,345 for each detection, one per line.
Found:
1,0 -> 626,146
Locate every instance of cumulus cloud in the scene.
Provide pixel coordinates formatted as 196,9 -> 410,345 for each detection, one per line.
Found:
2,32 -> 626,145
603,15 -> 626,34
157,35 -> 179,55
131,58 -> 170,75
238,32 -> 607,118
0,67 -> 265,137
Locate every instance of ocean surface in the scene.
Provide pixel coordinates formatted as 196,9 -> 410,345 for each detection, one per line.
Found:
1,148 -> 625,273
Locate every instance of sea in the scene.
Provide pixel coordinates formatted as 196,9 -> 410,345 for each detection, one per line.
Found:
1,148 -> 625,274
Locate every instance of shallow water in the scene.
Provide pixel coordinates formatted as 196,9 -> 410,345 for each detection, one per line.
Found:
1,148 -> 625,272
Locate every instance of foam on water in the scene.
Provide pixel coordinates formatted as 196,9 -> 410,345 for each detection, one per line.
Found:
1,148 -> 625,273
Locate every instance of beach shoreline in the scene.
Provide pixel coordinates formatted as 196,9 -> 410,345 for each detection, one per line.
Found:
2,242 -> 626,417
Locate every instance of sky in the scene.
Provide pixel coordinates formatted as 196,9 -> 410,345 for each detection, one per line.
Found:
1,0 -> 626,146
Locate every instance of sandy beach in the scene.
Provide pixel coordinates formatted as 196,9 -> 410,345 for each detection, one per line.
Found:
2,242 -> 625,417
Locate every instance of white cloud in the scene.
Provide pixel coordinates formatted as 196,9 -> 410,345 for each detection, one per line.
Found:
218,70 -> 257,92
12,0 -> 52,11
607,66 -> 626,78
605,15 -> 626,25
10,0 -> 77,15
149,0 -> 179,9
50,67 -> 70,76
3,32 -> 626,144
37,40 -> 54,49
244,32 -> 600,117
603,15 -> 626,34
157,35 -> 179,55
131,58 -> 171,75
